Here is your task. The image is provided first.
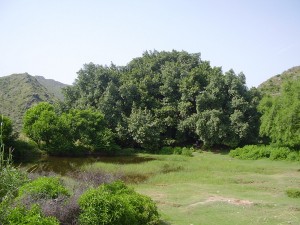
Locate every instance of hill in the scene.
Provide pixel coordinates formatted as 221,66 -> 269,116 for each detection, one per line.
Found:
35,75 -> 67,100
0,73 -> 67,131
258,66 -> 300,95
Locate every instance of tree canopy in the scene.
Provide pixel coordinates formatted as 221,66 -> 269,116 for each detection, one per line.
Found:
23,102 -> 115,155
62,50 -> 260,150
259,79 -> 300,149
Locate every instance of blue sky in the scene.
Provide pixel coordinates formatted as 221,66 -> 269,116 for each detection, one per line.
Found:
0,0 -> 299,87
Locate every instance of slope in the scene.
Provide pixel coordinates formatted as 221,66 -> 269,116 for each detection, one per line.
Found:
0,73 -> 64,131
258,66 -> 300,95
35,75 -> 68,100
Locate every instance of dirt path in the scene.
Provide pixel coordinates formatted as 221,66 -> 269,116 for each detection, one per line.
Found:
188,195 -> 253,207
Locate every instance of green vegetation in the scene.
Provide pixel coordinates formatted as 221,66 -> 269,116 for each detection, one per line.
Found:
79,181 -> 159,225
1,51 -> 300,224
0,73 -> 63,131
62,50 -> 260,150
286,188 -> 300,198
4,204 -> 59,225
159,146 -> 194,156
18,176 -> 69,200
259,79 -> 300,149
23,102 -> 116,155
35,75 -> 68,101
229,145 -> 300,161
258,66 -> 300,96
77,152 -> 300,225
0,116 -> 28,201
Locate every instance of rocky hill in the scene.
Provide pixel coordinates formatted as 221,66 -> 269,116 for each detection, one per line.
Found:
0,73 -> 67,131
258,66 -> 300,95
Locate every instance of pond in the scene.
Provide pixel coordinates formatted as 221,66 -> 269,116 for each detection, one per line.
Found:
19,155 -> 155,175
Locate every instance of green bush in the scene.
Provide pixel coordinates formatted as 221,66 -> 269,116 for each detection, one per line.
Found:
79,181 -> 159,225
286,151 -> 300,161
229,145 -> 269,160
269,147 -> 291,160
159,146 -> 174,155
286,188 -> 300,198
18,177 -> 69,200
229,145 -> 297,161
181,147 -> 193,157
5,204 -> 59,225
0,166 -> 28,201
173,147 -> 182,155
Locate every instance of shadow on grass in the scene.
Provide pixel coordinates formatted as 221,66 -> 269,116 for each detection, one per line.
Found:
159,220 -> 172,225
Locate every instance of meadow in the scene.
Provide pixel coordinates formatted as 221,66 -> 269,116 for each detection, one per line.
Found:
80,151 -> 300,225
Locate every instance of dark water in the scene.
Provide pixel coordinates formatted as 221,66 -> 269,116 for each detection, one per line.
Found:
20,155 -> 154,175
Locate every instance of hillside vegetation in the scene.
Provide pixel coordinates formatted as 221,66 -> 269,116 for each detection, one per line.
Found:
258,66 -> 300,96
0,73 -> 66,130
35,75 -> 68,100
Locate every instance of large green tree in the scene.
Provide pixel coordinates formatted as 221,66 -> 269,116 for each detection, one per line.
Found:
63,50 -> 260,149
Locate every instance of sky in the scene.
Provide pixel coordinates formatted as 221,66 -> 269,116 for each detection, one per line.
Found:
0,0 -> 299,88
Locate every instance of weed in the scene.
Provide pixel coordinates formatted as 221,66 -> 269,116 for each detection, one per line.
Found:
286,188 -> 300,198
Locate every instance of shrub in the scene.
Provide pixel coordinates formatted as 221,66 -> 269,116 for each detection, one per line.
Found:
18,176 -> 69,200
1,132 -> 28,201
116,147 -> 135,156
286,151 -> 300,161
173,147 -> 182,155
229,145 -> 267,160
159,146 -> 174,155
12,139 -> 41,162
269,147 -> 290,160
5,204 -> 59,225
229,145 -> 297,161
286,188 -> 300,198
181,147 -> 193,157
79,181 -> 159,225
0,166 -> 28,201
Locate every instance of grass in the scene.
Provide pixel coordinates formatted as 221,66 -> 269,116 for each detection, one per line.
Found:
80,151 -> 300,225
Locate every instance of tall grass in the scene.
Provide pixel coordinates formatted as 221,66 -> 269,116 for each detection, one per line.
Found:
0,115 -> 28,201
0,115 -> 12,170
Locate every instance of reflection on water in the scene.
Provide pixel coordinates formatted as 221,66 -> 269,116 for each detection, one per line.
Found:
21,155 -> 155,175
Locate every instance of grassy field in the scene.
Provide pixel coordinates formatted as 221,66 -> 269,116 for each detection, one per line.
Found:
80,151 -> 300,225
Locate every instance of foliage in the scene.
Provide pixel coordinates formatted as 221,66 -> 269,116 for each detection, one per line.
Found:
127,106 -> 161,150
286,188 -> 300,198
181,147 -> 194,157
259,79 -> 300,148
18,177 -> 69,200
1,117 -> 28,201
0,166 -> 28,201
78,180 -> 159,225
229,145 -> 300,161
269,147 -> 291,160
23,102 -> 117,155
63,50 -> 260,149
0,115 -> 14,145
4,204 -> 59,225
158,146 -> 194,157
159,146 -> 174,155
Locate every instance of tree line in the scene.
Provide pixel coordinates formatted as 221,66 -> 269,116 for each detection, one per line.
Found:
1,50 -> 299,155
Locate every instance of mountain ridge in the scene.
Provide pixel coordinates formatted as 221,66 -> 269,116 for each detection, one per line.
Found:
258,66 -> 300,95
0,73 -> 67,131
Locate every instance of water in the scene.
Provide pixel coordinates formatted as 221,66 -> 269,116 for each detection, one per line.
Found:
21,155 -> 154,175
